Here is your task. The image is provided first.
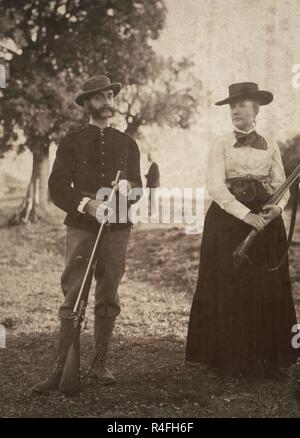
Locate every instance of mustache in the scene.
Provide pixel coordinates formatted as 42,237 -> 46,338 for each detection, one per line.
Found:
87,103 -> 115,115
98,105 -> 114,113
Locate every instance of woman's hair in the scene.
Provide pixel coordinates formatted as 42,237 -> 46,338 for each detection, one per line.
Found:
250,99 -> 260,115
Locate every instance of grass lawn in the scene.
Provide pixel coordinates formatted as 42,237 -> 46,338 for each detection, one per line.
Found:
0,200 -> 300,417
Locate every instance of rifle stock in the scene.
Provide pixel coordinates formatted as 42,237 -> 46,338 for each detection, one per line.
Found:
59,328 -> 81,396
58,170 -> 123,396
233,229 -> 258,269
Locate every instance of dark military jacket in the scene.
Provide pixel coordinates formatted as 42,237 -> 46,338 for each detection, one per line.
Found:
48,124 -> 142,233
145,162 -> 160,188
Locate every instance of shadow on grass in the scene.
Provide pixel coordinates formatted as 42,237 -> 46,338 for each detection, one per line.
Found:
0,331 -> 299,418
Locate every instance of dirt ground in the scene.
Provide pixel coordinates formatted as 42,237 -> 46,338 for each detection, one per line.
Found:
0,206 -> 300,417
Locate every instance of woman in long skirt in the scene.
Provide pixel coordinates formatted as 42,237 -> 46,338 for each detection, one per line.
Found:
186,82 -> 299,376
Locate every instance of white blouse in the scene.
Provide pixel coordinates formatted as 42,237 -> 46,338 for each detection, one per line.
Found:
206,131 -> 290,220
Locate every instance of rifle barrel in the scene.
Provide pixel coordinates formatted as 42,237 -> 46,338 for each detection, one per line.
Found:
73,170 -> 123,314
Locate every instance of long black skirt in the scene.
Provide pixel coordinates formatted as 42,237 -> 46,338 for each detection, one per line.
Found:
186,201 -> 299,375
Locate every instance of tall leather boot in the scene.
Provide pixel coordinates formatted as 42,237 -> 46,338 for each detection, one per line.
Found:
32,319 -> 74,394
91,316 -> 116,385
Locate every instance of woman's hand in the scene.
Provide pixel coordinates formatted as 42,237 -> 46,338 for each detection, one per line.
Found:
261,204 -> 282,223
243,212 -> 266,232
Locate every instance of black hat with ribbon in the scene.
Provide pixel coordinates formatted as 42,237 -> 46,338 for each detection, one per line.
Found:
75,75 -> 122,107
215,82 -> 273,106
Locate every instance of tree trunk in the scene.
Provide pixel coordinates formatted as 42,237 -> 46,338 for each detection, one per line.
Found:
8,148 -> 50,225
38,148 -> 50,210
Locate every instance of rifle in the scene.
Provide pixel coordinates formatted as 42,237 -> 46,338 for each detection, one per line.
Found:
233,164 -> 300,270
58,170 -> 123,396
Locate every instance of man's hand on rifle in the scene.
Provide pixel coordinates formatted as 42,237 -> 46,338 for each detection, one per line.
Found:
84,199 -> 114,221
261,204 -> 282,223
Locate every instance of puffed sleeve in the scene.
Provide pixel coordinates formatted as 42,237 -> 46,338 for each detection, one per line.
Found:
270,142 -> 290,211
206,138 -> 251,220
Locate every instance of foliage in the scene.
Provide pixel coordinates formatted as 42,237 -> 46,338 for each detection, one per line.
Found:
0,0 -> 200,156
279,135 -> 300,177
0,0 -> 166,152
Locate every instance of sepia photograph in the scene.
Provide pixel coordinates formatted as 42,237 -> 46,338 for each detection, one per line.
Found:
0,0 -> 300,425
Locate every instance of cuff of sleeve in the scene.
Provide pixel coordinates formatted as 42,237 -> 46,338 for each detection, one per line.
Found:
224,199 -> 251,221
77,197 -> 91,214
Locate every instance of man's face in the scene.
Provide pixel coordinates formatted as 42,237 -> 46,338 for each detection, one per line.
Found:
230,99 -> 258,130
86,89 -> 115,119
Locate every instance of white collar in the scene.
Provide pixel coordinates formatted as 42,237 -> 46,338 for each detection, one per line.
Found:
233,125 -> 256,134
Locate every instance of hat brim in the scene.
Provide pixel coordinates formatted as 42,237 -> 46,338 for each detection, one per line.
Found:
75,83 -> 122,107
215,90 -> 273,106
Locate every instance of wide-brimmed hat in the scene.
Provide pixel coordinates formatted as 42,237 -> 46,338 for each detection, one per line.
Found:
75,75 -> 122,107
215,82 -> 273,106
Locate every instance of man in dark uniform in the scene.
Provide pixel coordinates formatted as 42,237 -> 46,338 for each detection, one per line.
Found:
145,153 -> 160,217
32,75 -> 142,394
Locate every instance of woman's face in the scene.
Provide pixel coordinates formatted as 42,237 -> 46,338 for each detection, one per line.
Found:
230,99 -> 258,131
